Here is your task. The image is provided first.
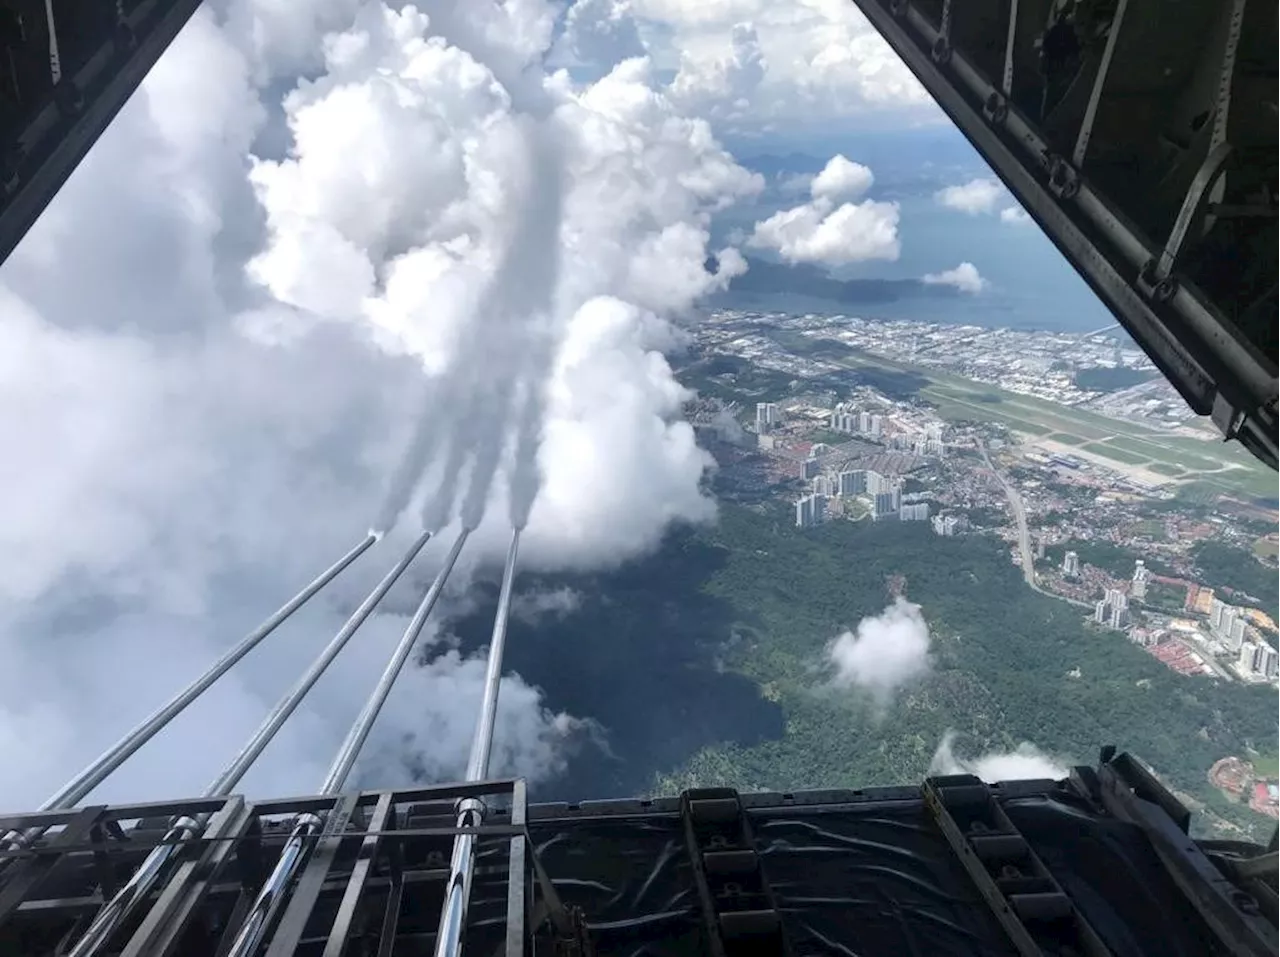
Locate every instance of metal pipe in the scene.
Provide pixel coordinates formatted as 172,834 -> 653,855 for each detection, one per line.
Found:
465,529 -> 521,783
4,533 -> 378,854
64,816 -> 201,957
221,812 -> 322,957
64,531 -> 429,957
435,528 -> 521,957
205,528 -> 431,797
222,528 -> 472,957
323,527 -> 471,794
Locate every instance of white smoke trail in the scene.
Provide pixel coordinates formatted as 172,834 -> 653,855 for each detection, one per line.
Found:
509,376 -> 545,529
372,376 -> 445,535
421,410 -> 473,532
387,115 -> 563,536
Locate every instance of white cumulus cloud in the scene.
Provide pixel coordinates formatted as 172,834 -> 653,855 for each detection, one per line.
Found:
923,261 -> 988,294
826,597 -> 932,703
626,0 -> 933,130
1000,205 -> 1032,225
930,731 -> 1069,783
809,154 -> 874,202
0,0 -> 764,809
556,0 -> 647,66
747,154 -> 899,267
935,177 -> 1004,215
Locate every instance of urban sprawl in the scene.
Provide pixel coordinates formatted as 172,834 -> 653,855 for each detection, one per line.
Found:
685,308 -> 1280,695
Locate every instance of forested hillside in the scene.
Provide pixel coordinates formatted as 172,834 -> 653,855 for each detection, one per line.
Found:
448,504 -> 1278,839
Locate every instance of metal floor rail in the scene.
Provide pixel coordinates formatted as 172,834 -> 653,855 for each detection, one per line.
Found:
0,779 -> 536,957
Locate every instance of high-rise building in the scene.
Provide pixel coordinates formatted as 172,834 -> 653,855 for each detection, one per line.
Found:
830,410 -> 856,433
900,503 -> 929,521
1130,560 -> 1150,600
1210,598 -> 1227,630
813,475 -> 833,497
1238,641 -> 1262,673
1260,645 -> 1279,680
838,470 -> 867,496
1062,551 -> 1080,578
869,414 -> 884,438
1228,616 -> 1247,649
931,514 -> 959,536
755,402 -> 779,434
858,411 -> 872,433
873,492 -> 899,520
1036,536 -> 1046,560
795,494 -> 827,528
865,470 -> 887,495
1094,589 -> 1129,629
803,458 -> 823,479
1209,599 -> 1248,652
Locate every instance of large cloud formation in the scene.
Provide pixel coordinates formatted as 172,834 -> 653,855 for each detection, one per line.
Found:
0,0 -> 764,808
748,153 -> 900,266
603,0 -> 935,131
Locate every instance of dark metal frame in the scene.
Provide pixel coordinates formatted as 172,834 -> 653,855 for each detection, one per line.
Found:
0,0 -> 206,266
0,779 -> 532,957
1,767 -> 1276,956
849,0 -> 1278,469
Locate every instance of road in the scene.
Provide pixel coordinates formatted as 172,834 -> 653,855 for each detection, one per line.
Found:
977,439 -> 1094,610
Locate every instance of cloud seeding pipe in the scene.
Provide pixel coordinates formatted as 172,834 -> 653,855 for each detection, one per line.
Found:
2,533 -> 379,854
204,527 -> 432,797
65,530 -> 431,957
223,528 -> 472,957
434,527 -> 521,957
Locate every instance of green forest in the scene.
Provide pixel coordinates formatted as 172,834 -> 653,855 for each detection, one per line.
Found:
448,503 -> 1279,840
648,507 -> 1277,840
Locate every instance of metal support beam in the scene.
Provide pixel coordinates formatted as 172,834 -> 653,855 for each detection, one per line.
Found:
1072,0 -> 1129,167
1097,754 -> 1277,957
322,792 -> 396,957
848,0 -> 1277,468
1001,0 -> 1018,94
117,798 -> 256,957
263,794 -> 362,957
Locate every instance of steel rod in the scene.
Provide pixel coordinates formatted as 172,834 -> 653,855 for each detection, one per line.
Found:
465,528 -> 521,783
435,527 -> 521,957
223,528 -> 472,957
64,530 -> 430,957
2,533 -> 379,858
205,528 -> 431,798
323,527 -> 471,794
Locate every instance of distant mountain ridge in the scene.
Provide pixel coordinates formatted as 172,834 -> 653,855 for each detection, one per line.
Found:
709,255 -> 961,306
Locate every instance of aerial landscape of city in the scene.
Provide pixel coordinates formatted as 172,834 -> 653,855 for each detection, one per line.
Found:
628,305 -> 1280,837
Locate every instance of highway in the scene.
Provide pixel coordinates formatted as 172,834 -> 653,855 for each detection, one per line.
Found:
976,439 -> 1094,610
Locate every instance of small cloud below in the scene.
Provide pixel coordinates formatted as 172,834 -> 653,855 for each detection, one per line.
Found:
747,155 -> 898,268
826,596 -> 932,704
922,261 -> 988,294
511,587 -> 582,624
999,205 -> 1031,225
929,730 -> 1069,783
935,177 -> 1003,215
809,154 -> 875,203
